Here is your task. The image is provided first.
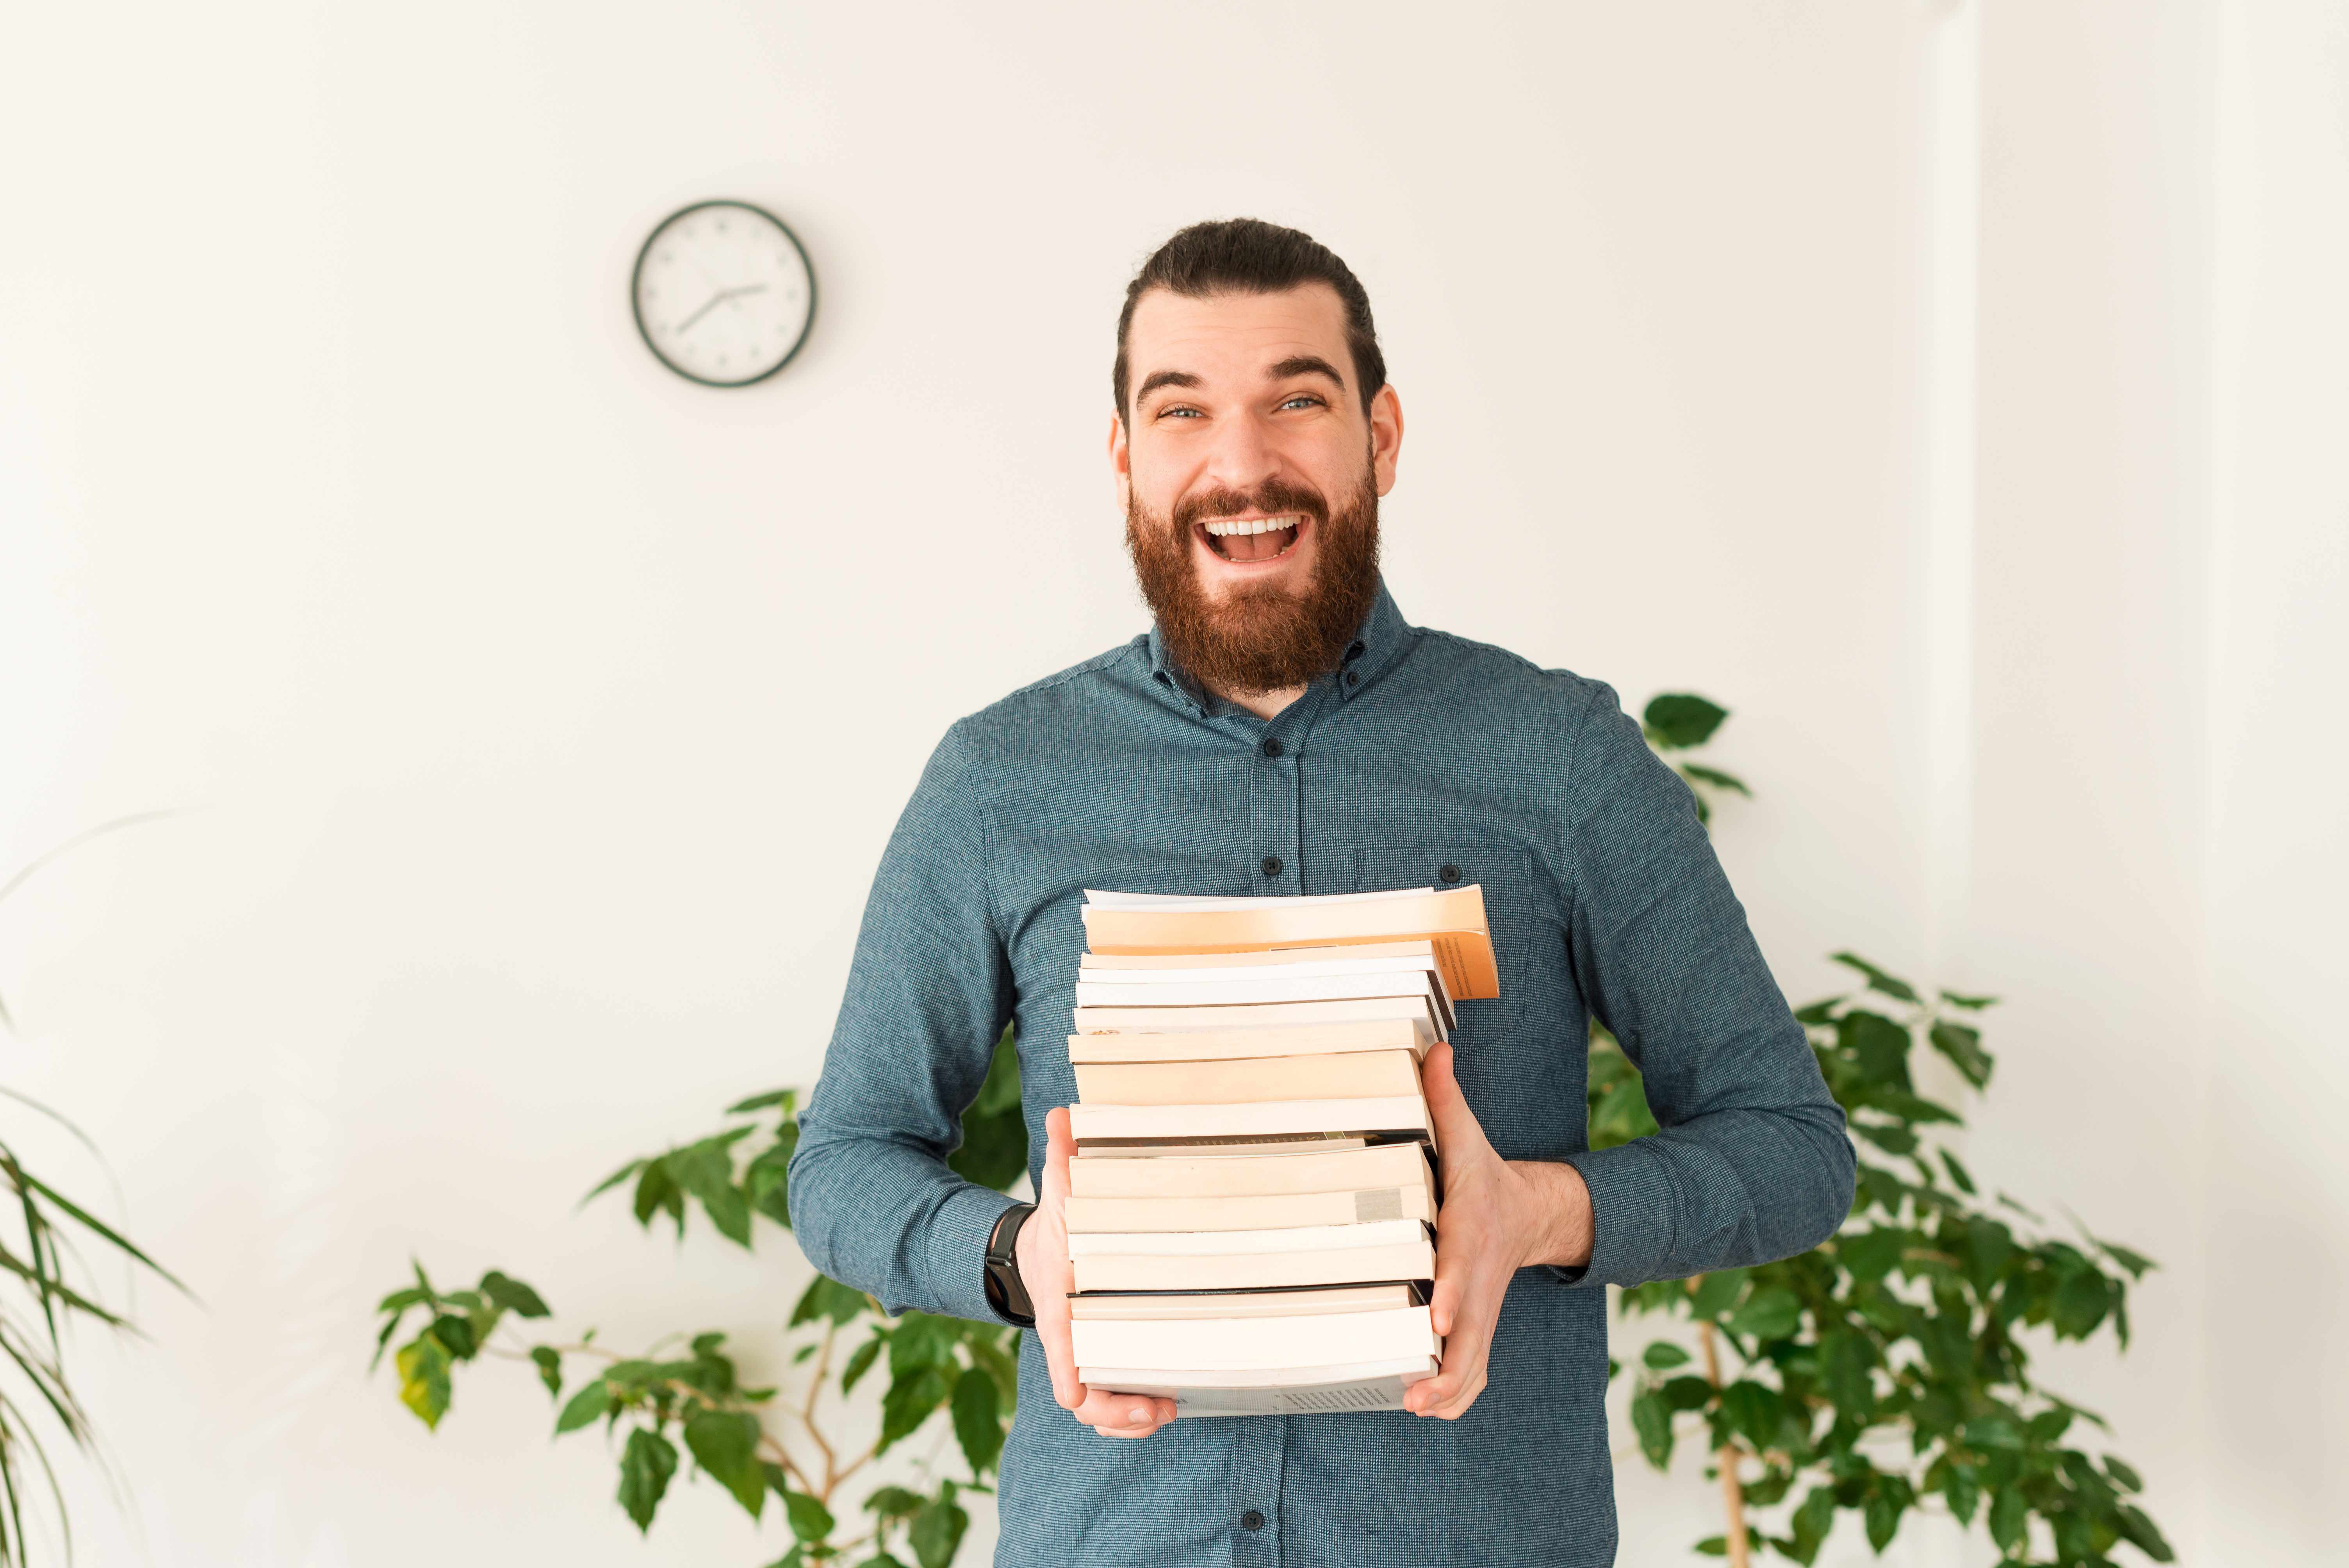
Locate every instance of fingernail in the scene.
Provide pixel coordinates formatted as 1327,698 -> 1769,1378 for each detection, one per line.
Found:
1129,1405 -> 1147,1422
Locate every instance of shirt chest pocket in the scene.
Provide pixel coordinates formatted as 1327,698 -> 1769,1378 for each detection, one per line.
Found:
1351,838 -> 1538,1043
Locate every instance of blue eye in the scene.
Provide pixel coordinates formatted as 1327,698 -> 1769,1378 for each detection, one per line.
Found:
1280,394 -> 1324,411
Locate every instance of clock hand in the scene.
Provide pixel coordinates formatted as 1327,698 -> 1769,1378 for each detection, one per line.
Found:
675,283 -> 772,335
675,289 -> 731,333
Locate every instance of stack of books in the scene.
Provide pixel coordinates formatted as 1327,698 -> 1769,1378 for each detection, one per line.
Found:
1061,886 -> 1501,1415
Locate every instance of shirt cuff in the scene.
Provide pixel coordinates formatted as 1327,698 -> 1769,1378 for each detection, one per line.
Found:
1549,1140 -> 1676,1289
927,1181 -> 1023,1325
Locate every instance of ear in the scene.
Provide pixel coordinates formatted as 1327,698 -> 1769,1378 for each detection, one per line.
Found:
1369,383 -> 1404,497
1108,412 -> 1133,513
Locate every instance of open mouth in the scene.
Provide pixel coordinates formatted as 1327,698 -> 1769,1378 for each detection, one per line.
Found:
1198,513 -> 1307,564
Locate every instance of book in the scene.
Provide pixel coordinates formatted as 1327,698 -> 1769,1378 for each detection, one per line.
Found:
1072,971 -> 1453,1031
1079,1358 -> 1438,1415
1076,1134 -> 1374,1158
1076,955 -> 1456,1028
1080,939 -> 1440,973
1072,994 -> 1445,1041
1080,886 -> 1497,1001
1066,1019 -> 1435,1065
1068,1283 -> 1423,1320
1072,1238 -> 1435,1293
1064,1182 -> 1435,1235
1068,1096 -> 1434,1148
1066,1217 -> 1429,1258
1070,1305 -> 1436,1372
1073,1049 -> 1422,1107
1067,1141 -> 1433,1200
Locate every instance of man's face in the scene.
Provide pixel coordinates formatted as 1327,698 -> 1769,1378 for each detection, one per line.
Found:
1112,283 -> 1403,695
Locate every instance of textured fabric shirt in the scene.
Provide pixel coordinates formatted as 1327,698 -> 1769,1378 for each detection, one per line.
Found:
788,579 -> 1855,1568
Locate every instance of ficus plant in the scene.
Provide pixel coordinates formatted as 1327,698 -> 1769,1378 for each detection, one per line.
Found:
372,1032 -> 1027,1567
1603,697 -> 2174,1568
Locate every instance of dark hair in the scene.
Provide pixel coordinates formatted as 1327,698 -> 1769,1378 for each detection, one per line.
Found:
1112,218 -> 1386,418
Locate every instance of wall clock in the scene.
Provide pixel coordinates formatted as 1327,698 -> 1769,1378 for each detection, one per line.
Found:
630,200 -> 816,387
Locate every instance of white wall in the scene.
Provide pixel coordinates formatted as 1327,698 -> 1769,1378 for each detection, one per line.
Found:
0,2 -> 2338,1564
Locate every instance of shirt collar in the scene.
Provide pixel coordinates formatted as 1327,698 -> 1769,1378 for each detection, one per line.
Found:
1145,575 -> 1416,713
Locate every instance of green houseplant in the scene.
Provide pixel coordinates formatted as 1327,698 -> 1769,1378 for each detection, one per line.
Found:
0,818 -> 186,1565
374,1032 -> 1026,1567
1602,698 -> 2173,1568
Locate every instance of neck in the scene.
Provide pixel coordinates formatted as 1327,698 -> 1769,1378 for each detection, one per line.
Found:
1212,681 -> 1307,721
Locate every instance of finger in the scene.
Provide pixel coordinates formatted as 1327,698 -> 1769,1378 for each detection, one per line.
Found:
1419,1043 -> 1492,1166
1043,1105 -> 1075,1205
1076,1399 -> 1174,1436
1428,1245 -> 1463,1337
1420,1366 -> 1488,1421
1408,1288 -> 1496,1414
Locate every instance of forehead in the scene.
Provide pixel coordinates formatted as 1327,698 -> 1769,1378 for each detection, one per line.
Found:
1126,283 -> 1351,392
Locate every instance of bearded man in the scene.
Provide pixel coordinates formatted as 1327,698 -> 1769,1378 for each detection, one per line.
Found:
788,219 -> 1855,1568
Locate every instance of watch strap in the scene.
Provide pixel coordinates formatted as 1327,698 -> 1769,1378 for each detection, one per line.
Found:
984,1201 -> 1038,1327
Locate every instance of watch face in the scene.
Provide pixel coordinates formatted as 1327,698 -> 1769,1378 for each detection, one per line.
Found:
630,200 -> 816,387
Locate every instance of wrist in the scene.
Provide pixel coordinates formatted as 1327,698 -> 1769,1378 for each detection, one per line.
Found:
1508,1158 -> 1594,1270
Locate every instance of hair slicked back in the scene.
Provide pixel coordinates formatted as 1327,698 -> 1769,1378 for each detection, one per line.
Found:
1113,218 -> 1386,419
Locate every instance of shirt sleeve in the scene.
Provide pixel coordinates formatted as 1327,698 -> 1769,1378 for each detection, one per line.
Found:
786,722 -> 1021,1323
1548,683 -> 1856,1289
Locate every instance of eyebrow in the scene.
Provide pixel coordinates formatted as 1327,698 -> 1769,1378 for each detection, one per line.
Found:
1268,355 -> 1346,390
1135,369 -> 1202,402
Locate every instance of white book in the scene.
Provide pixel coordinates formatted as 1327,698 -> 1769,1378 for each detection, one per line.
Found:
1080,950 -> 1458,1018
1072,994 -> 1446,1043
1070,1305 -> 1436,1372
1071,972 -> 1453,1030
1080,1358 -> 1439,1415
1066,1218 -> 1431,1258
1069,1095 -> 1433,1147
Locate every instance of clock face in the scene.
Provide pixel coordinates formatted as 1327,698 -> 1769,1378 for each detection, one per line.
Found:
630,200 -> 816,387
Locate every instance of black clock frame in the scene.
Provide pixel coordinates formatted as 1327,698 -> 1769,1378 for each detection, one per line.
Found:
629,198 -> 817,388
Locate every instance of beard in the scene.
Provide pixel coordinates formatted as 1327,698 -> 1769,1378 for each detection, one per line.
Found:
1125,465 -> 1381,698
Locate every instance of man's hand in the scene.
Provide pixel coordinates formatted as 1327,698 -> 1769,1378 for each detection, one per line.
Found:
1019,1107 -> 1180,1439
1403,1041 -> 1595,1420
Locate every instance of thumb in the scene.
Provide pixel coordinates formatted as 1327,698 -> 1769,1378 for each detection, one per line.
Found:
1420,1042 -> 1489,1163
1042,1105 -> 1075,1208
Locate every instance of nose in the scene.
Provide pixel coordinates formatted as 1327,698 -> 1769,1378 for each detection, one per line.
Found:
1196,406 -> 1285,498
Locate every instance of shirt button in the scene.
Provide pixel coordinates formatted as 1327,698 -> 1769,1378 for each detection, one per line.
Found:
1241,1510 -> 1265,1531
1260,736 -> 1283,759
1439,863 -> 1461,884
1260,856 -> 1283,878
1345,670 -> 1361,687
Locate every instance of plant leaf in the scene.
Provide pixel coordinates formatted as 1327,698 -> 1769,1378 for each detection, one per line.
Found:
1643,693 -> 1730,749
1929,1021 -> 1994,1089
1830,953 -> 1920,1003
479,1270 -> 551,1318
555,1379 -> 612,1434
841,1336 -> 883,1395
783,1488 -> 836,1543
951,1367 -> 1003,1477
394,1335 -> 452,1430
617,1427 -> 677,1533
686,1409 -> 767,1518
1641,1342 -> 1692,1371
530,1345 -> 563,1401
909,1490 -> 970,1568
1630,1384 -> 1673,1468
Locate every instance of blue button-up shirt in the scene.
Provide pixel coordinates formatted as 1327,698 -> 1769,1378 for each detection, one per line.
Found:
789,579 -> 1854,1567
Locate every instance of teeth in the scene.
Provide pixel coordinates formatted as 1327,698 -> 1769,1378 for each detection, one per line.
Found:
1204,515 -> 1301,538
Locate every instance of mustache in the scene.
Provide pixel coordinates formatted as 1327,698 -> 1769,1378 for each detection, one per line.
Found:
1170,478 -> 1330,533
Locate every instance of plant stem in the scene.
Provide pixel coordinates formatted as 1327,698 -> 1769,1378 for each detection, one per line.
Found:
1698,1320 -> 1750,1568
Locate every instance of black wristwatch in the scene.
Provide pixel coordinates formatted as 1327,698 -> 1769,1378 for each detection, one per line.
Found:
984,1202 -> 1038,1327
